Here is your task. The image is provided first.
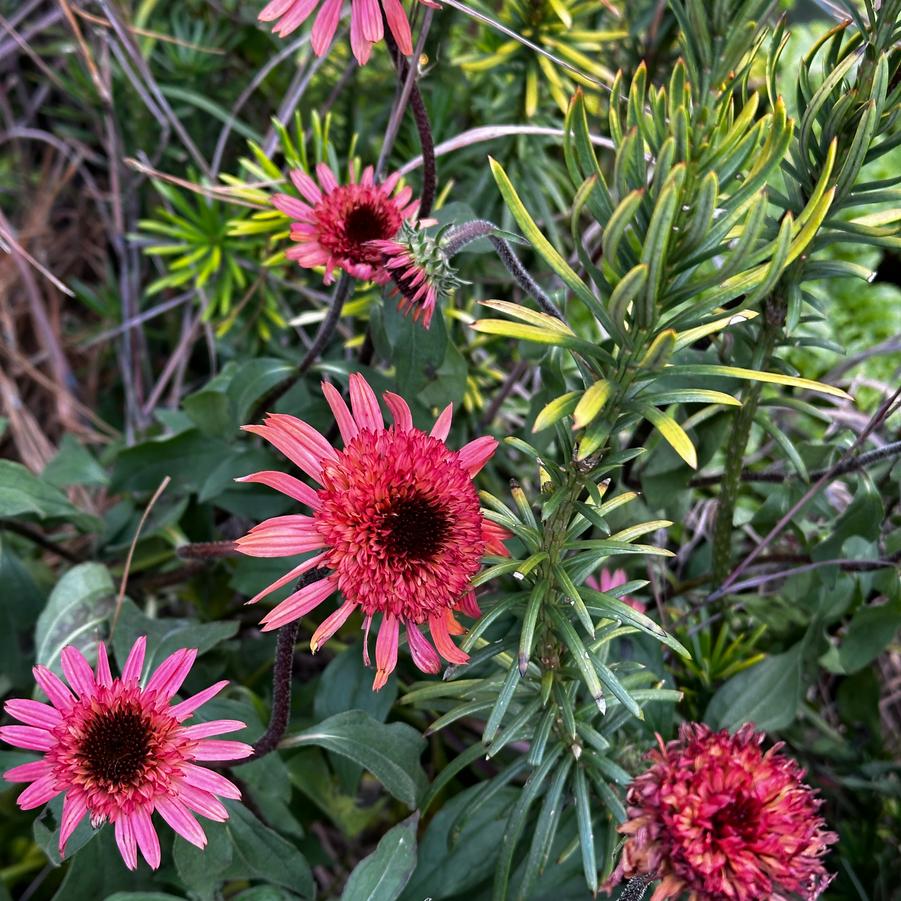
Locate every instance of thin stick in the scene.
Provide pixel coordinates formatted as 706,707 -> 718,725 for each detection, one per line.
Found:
110,477 -> 171,638
709,386 -> 901,602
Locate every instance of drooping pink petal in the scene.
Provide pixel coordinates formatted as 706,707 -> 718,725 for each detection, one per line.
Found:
430,403 -> 453,441
245,553 -> 328,606
17,775 -> 62,810
373,614 -> 399,690
381,0 -> 413,54
4,698 -> 61,730
155,797 -> 207,849
122,635 -> 147,683
429,613 -> 468,665
406,623 -> 441,674
458,436 -> 499,476
0,726 -> 55,751
321,381 -> 359,445
362,615 -> 373,667
272,193 -> 312,219
349,2 -> 374,66
170,681 -> 229,722
457,591 -> 481,618
383,391 -> 413,430
236,471 -> 322,510
176,783 -> 228,822
482,518 -> 512,557
145,648 -> 198,701
114,815 -> 138,870
131,807 -> 161,869
60,646 -> 96,699
444,609 -> 465,635
310,600 -> 356,653
260,578 -> 337,631
266,413 -> 338,467
180,763 -> 242,800
356,0 -> 383,42
349,373 -> 384,432
190,740 -> 254,761
4,759 -> 52,782
95,642 -> 113,688
181,720 -> 247,741
32,665 -> 75,711
59,794 -> 88,854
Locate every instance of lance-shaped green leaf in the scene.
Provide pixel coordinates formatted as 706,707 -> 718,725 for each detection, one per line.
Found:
483,664 -> 522,744
574,767 -> 598,893
489,157 -> 600,314
582,586 -> 690,658
642,404 -> 697,468
591,655 -> 643,719
672,310 -> 758,350
609,519 -> 672,543
602,189 -> 644,273
553,564 -> 594,636
534,392 -> 581,432
518,756 -> 573,901
609,263 -> 648,335
547,606 -> 605,712
573,380 -> 612,429
492,745 -> 564,901
519,580 -> 548,675
641,389 -> 741,407
664,363 -> 850,399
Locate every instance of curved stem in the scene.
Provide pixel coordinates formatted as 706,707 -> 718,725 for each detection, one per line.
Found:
251,274 -> 352,421
445,219 -> 564,320
248,620 -> 300,760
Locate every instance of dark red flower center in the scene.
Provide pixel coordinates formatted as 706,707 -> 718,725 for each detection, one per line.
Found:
344,202 -> 394,245
316,185 -> 404,268
381,494 -> 451,562
711,794 -> 760,841
79,706 -> 152,787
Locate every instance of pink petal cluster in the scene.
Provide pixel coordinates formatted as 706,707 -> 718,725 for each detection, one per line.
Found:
273,163 -> 418,285
368,236 -> 441,327
606,723 -> 838,901
0,638 -> 252,869
236,373 -> 510,689
259,0 -> 437,65
586,567 -> 646,614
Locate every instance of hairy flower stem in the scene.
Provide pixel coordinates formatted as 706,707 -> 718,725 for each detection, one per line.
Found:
444,219 -> 564,320
248,561 -> 327,759
382,27 -> 436,217
710,305 -> 782,584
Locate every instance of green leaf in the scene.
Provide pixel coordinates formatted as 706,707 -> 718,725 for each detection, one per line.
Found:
280,710 -> 428,808
34,563 -> 115,673
489,158 -> 598,314
342,813 -> 419,901
229,358 -> 298,422
573,381 -> 612,429
831,601 -> 901,674
533,392 -> 580,432
0,460 -> 97,530
666,364 -> 850,399
42,434 -> 109,488
224,801 -> 315,898
383,293 -> 448,395
642,405 -> 697,469
33,793 -> 98,867
706,641 -> 805,731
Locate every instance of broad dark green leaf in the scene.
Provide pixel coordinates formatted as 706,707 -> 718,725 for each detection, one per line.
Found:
341,813 -> 419,901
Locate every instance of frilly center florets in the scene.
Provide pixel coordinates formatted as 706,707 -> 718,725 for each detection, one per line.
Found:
318,187 -> 402,265
314,426 -> 486,621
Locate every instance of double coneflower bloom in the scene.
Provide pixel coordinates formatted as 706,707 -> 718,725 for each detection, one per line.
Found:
235,373 -> 509,688
259,0 -> 437,65
273,163 -> 456,328
607,723 -> 837,901
0,639 -> 251,869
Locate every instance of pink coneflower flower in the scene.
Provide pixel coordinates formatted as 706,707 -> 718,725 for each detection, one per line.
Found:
0,638 -> 253,869
368,221 -> 463,329
606,723 -> 837,901
272,163 -> 418,285
258,0 -> 437,65
587,567 -> 646,614
235,373 -> 510,690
